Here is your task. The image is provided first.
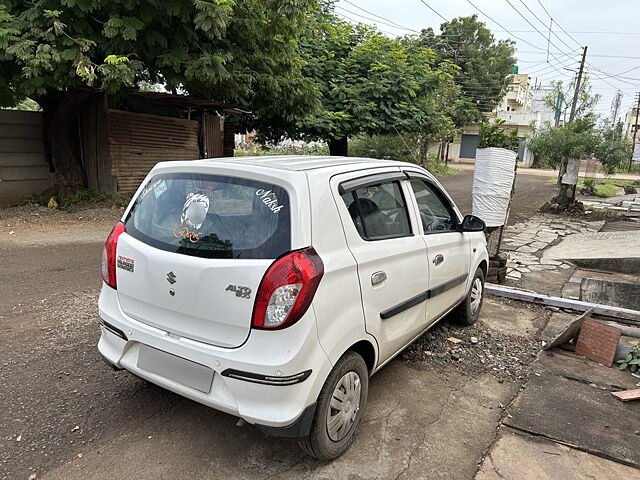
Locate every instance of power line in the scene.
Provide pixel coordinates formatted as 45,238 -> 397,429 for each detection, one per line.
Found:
417,0 -> 448,22
465,0 -> 546,51
340,0 -> 416,31
335,6 -> 420,33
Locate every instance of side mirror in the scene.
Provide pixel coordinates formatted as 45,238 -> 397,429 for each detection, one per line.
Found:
461,215 -> 485,232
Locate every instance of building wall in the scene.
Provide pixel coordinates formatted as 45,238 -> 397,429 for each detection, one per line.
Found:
0,109 -> 51,207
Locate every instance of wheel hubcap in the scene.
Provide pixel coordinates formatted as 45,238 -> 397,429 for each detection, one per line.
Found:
326,371 -> 361,442
470,277 -> 483,315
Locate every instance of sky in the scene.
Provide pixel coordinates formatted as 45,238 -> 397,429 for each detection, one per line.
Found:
334,0 -> 640,121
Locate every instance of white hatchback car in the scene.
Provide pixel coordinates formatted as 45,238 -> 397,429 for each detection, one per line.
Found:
98,156 -> 488,460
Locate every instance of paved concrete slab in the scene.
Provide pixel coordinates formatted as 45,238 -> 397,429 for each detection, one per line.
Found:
543,231 -> 640,274
538,313 -> 577,343
479,298 -> 544,337
535,350 -> 639,391
504,361 -> 640,467
476,428 -> 640,479
45,364 -> 518,480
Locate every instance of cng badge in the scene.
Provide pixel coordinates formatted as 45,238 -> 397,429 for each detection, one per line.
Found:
226,285 -> 251,299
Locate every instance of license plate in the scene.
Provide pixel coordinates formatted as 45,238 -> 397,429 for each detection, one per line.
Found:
137,344 -> 214,394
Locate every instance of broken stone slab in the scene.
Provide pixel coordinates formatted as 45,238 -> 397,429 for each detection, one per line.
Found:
516,245 -> 538,253
540,259 -> 562,265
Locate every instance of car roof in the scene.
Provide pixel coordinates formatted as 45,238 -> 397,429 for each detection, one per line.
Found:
198,155 -> 411,172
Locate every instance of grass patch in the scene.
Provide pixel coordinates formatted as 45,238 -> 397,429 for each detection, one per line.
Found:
426,162 -> 458,176
589,183 -> 619,198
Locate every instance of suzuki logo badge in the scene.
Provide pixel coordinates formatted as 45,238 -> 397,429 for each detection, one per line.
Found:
166,271 -> 177,284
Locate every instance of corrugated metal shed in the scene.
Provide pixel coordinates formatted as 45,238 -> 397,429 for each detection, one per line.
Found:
107,109 -> 200,193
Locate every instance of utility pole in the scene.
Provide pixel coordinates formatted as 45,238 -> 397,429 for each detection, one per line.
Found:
569,46 -> 588,123
630,92 -> 640,169
557,46 -> 587,206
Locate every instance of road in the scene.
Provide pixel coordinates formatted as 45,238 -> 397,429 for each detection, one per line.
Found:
0,170 -> 555,480
438,168 -> 557,225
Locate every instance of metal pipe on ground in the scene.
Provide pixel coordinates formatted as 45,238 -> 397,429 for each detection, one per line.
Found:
485,283 -> 640,326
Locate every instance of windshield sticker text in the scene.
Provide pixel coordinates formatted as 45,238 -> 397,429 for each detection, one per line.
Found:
173,224 -> 203,243
255,189 -> 283,213
139,179 -> 162,200
153,180 -> 167,198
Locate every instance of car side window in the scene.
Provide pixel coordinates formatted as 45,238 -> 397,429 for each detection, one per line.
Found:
341,180 -> 412,240
409,179 -> 457,233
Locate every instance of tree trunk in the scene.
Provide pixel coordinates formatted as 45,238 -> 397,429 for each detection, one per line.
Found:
37,90 -> 91,197
419,140 -> 431,168
555,157 -> 576,206
328,137 -> 348,156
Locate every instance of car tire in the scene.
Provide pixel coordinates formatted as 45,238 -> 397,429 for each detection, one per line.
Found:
299,351 -> 368,461
452,266 -> 485,326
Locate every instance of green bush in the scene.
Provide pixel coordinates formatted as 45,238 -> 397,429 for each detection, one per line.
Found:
234,142 -> 329,157
348,134 -> 419,163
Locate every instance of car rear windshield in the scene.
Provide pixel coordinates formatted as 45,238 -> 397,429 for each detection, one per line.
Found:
124,173 -> 291,259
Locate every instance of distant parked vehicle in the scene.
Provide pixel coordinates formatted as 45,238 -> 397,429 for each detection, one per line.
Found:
98,156 -> 488,460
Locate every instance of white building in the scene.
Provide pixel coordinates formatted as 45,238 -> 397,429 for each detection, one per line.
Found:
454,75 -> 556,166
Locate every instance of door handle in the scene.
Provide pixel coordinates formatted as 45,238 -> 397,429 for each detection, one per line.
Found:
371,271 -> 387,286
433,254 -> 444,265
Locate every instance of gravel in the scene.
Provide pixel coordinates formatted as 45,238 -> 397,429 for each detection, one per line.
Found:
402,320 -> 542,382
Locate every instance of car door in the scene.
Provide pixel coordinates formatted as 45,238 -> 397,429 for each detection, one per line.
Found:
333,170 -> 430,365
405,174 -> 470,326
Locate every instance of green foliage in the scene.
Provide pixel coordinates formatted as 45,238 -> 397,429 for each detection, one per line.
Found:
62,189 -> 108,206
417,15 -> 517,118
1,97 -> 41,111
234,142 -> 329,156
544,77 -> 601,123
617,345 -> 640,373
594,129 -> 633,175
349,134 -> 419,163
478,119 -> 519,152
0,0 -> 317,126
288,4 -> 450,144
527,117 -> 598,168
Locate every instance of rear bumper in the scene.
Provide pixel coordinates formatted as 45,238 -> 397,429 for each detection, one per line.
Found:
97,284 -> 331,434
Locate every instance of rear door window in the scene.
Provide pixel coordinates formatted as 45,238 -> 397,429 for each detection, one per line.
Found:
340,180 -> 412,240
125,173 -> 290,259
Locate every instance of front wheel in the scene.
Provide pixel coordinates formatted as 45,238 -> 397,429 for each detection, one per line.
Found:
452,267 -> 485,326
299,351 -> 369,460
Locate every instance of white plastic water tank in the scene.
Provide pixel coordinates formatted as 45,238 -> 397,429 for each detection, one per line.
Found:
472,147 -> 517,227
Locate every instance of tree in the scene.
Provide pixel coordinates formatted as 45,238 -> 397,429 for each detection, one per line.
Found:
0,1 -> 317,194
544,77 -> 601,125
478,119 -> 519,152
293,8 -> 450,155
527,117 -> 598,205
417,15 -> 517,118
595,127 -> 633,175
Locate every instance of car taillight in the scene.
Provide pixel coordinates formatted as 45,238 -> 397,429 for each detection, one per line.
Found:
252,248 -> 324,330
101,222 -> 125,289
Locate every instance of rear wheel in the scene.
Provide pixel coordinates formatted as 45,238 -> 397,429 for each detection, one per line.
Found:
452,267 -> 485,326
299,351 -> 368,460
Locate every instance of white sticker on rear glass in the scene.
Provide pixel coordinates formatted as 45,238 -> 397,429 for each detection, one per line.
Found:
255,189 -> 283,213
153,180 -> 167,198
181,193 -> 209,229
